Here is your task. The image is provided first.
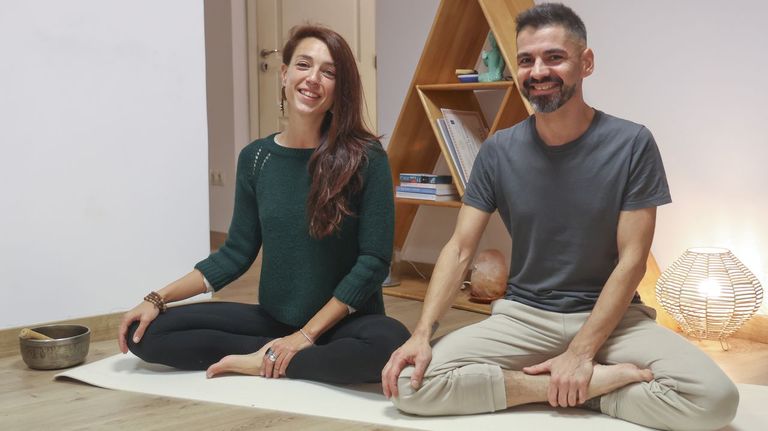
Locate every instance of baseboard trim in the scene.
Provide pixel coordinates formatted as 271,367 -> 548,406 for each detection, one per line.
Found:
2,230 -> 230,360
4,264 -> 763,359
0,312 -> 123,359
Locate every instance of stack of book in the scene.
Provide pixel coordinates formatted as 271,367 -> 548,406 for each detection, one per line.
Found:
396,173 -> 459,202
455,68 -> 478,83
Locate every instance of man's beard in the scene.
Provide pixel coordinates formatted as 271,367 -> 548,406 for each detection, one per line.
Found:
522,77 -> 576,113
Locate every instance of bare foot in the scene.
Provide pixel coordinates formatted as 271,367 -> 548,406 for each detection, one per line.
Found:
206,342 -> 273,378
587,363 -> 653,399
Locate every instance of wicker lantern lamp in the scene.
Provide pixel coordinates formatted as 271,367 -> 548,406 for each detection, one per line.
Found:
655,247 -> 763,350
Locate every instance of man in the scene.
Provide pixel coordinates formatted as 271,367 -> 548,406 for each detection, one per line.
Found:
381,3 -> 739,430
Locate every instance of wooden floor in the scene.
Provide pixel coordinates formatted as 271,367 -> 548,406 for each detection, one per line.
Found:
2,258 -> 767,430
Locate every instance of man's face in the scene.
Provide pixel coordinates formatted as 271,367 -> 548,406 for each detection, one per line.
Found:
516,25 -> 592,113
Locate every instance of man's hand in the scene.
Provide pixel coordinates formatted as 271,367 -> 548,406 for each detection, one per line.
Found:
381,335 -> 432,398
523,349 -> 594,407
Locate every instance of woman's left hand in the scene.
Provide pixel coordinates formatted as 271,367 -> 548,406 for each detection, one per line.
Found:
262,331 -> 314,379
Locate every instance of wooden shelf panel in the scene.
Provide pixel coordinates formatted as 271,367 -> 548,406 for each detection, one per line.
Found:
417,88 -> 488,120
382,275 -> 491,315
396,197 -> 462,208
387,0 -> 535,250
417,81 -> 516,91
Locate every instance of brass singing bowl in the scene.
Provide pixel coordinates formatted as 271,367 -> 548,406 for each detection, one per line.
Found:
19,324 -> 90,370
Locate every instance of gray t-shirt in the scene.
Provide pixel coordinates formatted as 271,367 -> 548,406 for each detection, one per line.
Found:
463,110 -> 671,312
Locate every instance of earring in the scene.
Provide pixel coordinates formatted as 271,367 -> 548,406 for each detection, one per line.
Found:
279,86 -> 286,115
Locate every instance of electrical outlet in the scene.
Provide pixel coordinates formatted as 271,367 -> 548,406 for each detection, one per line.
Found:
209,170 -> 225,186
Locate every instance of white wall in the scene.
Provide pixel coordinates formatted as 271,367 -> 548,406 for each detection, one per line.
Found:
377,0 -> 768,312
0,1 -> 210,328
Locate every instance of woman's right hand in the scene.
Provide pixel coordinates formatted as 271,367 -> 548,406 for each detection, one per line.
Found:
118,301 -> 159,354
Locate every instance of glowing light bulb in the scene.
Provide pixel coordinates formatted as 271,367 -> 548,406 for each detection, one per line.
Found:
698,278 -> 721,298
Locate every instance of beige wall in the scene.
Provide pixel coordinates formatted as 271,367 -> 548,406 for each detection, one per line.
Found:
205,0 -> 250,233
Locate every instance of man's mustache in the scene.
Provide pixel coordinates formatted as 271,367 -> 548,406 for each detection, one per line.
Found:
523,76 -> 564,89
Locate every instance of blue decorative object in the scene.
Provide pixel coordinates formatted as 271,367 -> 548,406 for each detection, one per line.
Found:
478,32 -> 504,82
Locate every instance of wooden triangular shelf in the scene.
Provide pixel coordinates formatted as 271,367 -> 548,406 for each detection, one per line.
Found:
385,1 -> 671,331
387,0 -> 534,251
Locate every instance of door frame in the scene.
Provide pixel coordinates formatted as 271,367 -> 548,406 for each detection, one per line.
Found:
245,0 -> 377,140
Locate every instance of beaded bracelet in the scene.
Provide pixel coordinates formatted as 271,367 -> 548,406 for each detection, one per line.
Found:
143,291 -> 167,313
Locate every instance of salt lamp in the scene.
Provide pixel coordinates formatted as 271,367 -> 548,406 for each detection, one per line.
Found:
469,249 -> 508,300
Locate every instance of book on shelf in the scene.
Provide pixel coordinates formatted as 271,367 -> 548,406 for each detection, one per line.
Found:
440,108 -> 489,189
457,73 -> 479,83
396,182 -> 457,192
395,191 -> 459,202
396,185 -> 458,196
435,118 -> 467,187
399,173 -> 453,184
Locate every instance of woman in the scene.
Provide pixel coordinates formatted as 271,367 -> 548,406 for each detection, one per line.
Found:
118,25 -> 410,384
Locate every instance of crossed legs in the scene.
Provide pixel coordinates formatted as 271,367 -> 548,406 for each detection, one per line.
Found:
393,300 -> 738,430
127,301 -> 410,384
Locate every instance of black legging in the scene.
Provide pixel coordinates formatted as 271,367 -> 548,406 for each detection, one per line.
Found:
126,302 -> 410,384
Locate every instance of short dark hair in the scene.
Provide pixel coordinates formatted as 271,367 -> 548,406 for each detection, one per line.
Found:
515,3 -> 587,44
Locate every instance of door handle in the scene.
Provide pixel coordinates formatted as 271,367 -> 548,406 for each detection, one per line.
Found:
259,48 -> 280,58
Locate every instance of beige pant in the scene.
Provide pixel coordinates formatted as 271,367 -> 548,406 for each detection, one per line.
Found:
393,300 -> 739,431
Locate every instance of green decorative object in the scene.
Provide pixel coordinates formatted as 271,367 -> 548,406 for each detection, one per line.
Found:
478,32 -> 504,82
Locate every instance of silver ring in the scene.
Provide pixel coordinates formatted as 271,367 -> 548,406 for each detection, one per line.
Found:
265,347 -> 277,362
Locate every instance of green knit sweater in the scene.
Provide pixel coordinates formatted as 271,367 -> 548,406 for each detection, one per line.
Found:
195,134 -> 394,327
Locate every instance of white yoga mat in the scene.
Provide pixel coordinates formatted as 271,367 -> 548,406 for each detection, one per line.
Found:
56,353 -> 766,431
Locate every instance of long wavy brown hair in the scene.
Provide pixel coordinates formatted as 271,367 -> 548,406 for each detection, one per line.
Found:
281,25 -> 379,239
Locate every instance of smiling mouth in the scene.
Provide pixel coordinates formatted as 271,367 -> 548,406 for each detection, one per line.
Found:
298,88 -> 320,99
530,84 -> 558,92
524,78 -> 563,93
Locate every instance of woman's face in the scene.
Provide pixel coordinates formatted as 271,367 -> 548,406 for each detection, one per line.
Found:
281,37 -> 336,119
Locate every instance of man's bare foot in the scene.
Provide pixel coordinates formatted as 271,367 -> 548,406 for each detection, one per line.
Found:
587,363 -> 653,399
